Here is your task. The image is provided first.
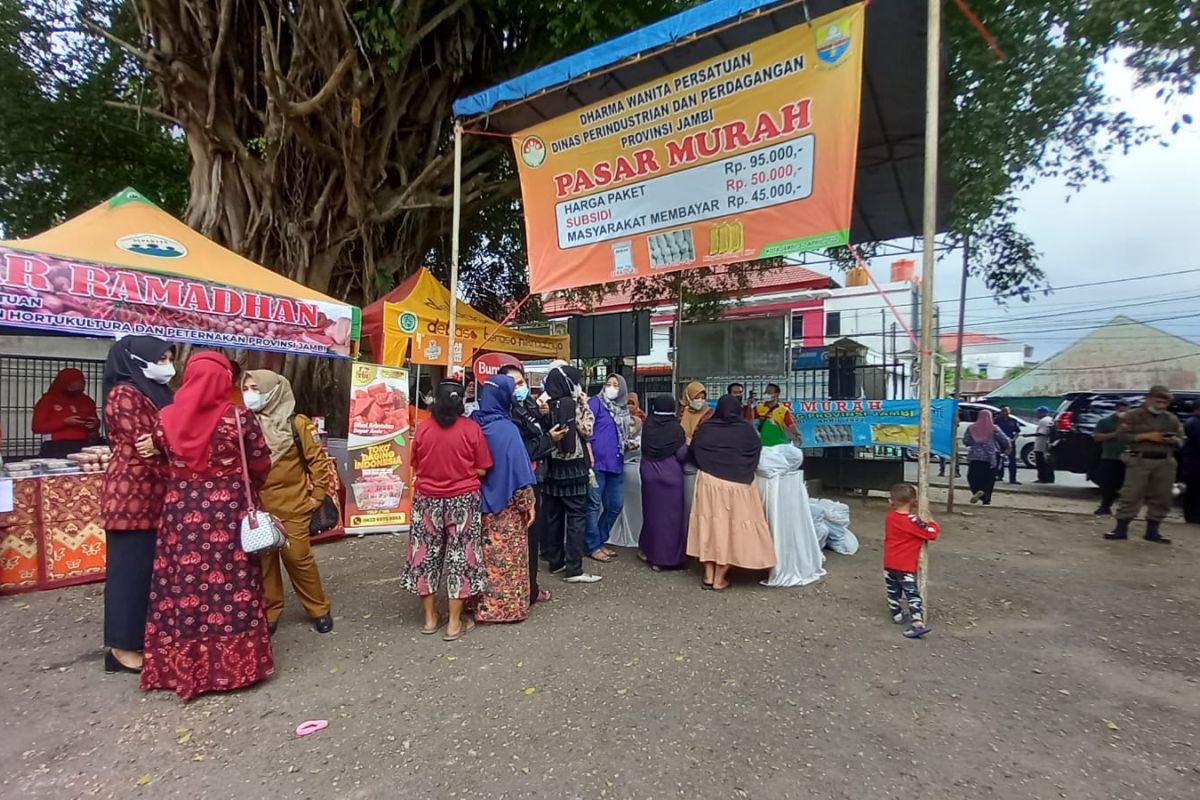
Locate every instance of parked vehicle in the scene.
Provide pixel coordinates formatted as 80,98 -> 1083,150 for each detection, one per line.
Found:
904,402 -> 1038,467
1048,390 -> 1200,479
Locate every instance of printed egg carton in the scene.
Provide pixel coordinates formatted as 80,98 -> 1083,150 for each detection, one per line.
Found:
648,228 -> 696,267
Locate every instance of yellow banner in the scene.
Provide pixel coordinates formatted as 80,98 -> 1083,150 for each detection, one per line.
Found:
380,269 -> 570,363
511,3 -> 865,293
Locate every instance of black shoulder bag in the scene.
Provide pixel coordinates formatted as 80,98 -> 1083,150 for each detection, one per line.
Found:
290,415 -> 341,534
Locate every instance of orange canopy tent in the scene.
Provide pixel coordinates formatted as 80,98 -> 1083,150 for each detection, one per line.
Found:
0,188 -> 359,358
360,268 -> 568,366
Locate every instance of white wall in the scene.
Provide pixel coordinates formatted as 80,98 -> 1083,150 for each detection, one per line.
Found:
821,281 -> 918,363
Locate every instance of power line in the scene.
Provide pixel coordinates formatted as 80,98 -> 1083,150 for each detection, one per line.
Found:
1013,353 -> 1200,373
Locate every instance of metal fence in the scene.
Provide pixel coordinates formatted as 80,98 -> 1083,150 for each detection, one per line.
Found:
0,355 -> 107,461
649,361 -> 911,405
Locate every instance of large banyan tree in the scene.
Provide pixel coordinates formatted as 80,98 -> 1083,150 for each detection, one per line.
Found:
90,0 -> 681,307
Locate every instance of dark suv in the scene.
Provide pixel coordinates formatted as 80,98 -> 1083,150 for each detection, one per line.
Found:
1048,390 -> 1200,479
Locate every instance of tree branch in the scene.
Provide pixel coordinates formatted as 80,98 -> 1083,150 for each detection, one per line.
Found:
105,100 -> 181,126
283,51 -> 356,117
81,20 -> 151,62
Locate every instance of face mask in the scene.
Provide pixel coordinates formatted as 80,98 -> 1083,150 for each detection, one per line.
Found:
136,356 -> 175,385
767,394 -> 779,403
514,385 -> 530,403
244,390 -> 266,412
689,399 -> 706,412
604,386 -> 620,401
1148,406 -> 1164,415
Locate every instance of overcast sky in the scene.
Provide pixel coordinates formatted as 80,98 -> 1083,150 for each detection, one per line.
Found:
930,63 -> 1200,361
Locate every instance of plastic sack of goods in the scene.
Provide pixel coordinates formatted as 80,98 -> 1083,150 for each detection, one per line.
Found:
810,498 -> 860,555
755,444 -> 826,587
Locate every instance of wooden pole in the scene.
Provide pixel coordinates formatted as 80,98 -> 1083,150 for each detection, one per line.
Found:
672,278 -> 683,397
916,0 -> 942,601
447,121 -> 464,372
946,235 -> 970,513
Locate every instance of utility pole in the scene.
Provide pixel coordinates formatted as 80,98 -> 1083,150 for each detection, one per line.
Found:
916,0 -> 942,601
946,235 -> 970,512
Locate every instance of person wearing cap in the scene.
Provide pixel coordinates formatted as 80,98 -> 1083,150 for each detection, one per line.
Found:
1105,385 -> 1183,544
1032,406 -> 1056,484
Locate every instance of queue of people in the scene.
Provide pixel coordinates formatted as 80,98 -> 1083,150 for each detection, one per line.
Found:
97,337 -> 334,702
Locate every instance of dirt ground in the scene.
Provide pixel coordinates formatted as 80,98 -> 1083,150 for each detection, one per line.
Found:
2,499 -> 1199,800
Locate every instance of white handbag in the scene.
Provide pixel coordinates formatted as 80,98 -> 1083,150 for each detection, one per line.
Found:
235,411 -> 288,554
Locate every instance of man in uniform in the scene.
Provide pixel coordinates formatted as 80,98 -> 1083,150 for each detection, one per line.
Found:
1105,386 -> 1182,544
1091,400 -> 1130,516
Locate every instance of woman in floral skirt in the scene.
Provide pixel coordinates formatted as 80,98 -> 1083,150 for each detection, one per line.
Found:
403,381 -> 493,641
471,374 -> 537,622
140,352 -> 274,700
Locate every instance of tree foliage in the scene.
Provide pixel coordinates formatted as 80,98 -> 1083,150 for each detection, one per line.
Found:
0,0 -> 187,237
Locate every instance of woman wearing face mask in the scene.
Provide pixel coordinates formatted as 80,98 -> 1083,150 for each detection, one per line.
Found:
585,374 -> 633,562
99,337 -> 176,674
680,381 -> 713,445
541,365 -> 602,584
140,352 -> 274,699
32,368 -> 101,457
499,364 -> 566,605
471,374 -> 538,622
241,370 -> 334,635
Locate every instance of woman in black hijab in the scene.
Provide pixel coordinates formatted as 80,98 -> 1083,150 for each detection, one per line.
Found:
638,395 -> 689,570
539,365 -> 602,584
100,336 -> 176,673
686,395 -> 776,590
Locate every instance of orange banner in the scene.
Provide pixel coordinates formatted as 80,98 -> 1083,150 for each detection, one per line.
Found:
512,3 -> 865,294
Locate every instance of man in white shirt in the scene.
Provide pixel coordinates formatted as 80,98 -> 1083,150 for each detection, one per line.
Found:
1033,406 -> 1055,484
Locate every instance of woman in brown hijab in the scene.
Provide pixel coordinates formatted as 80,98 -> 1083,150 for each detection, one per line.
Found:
679,381 -> 713,444
242,369 -> 334,635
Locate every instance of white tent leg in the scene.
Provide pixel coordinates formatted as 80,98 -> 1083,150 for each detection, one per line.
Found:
448,121 -> 464,373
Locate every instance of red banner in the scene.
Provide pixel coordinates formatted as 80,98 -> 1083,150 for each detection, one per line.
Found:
0,246 -> 358,357
344,363 -> 412,532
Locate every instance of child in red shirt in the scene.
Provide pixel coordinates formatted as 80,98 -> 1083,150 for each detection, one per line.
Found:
884,483 -> 940,638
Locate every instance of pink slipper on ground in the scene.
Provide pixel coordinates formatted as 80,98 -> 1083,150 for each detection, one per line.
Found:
296,720 -> 329,737
536,590 -> 552,603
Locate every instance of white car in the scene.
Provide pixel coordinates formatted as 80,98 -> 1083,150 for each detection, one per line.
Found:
904,402 -> 1038,467
956,402 -> 1038,468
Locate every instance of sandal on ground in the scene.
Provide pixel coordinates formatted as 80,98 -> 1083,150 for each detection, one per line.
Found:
536,590 -> 553,603
443,618 -> 476,642
420,617 -> 447,635
711,582 -> 730,592
904,623 -> 932,639
701,581 -> 714,590
636,550 -> 648,562
603,549 -> 620,558
589,551 -> 613,563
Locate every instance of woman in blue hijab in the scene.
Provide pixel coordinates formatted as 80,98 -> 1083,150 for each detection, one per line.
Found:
472,374 -> 538,622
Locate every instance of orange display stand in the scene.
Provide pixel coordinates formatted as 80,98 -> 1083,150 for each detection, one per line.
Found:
0,473 -> 107,595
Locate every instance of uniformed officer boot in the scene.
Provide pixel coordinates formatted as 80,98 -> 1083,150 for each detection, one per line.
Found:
1104,519 -> 1130,541
1144,520 -> 1171,545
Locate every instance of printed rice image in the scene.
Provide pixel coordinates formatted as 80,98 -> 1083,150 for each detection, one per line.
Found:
648,228 -> 695,267
813,424 -> 854,445
871,424 -> 920,446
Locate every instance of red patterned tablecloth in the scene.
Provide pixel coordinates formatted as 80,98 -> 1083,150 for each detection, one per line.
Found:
0,474 -> 108,595
1,466 -> 347,594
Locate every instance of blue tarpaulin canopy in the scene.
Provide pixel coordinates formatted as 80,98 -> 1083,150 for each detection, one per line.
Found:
453,0 -> 949,243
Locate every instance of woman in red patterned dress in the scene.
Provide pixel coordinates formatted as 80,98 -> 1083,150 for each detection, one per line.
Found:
139,352 -> 274,700
101,336 -> 176,674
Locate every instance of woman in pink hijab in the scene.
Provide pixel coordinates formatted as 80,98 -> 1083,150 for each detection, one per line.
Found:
963,409 -> 1011,505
